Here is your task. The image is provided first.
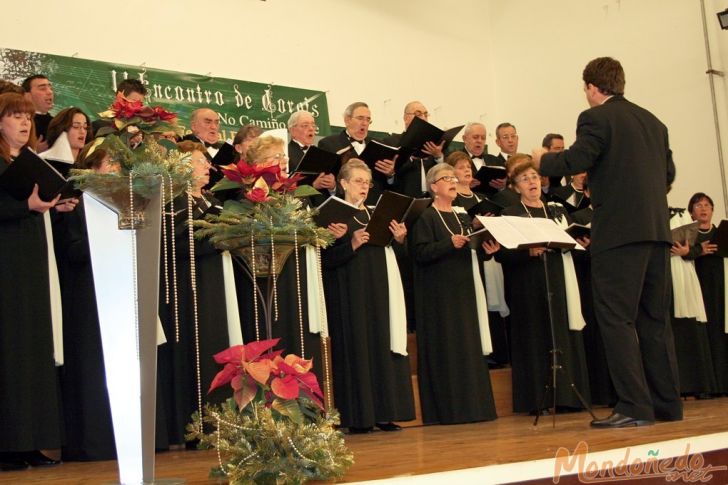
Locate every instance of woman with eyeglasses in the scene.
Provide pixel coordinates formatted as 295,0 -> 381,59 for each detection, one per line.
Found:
231,135 -> 337,387
42,108 -> 93,168
494,156 -> 591,415
0,93 -> 77,471
679,193 -> 728,396
411,162 -> 497,425
322,159 -> 415,433
156,140 -> 242,447
669,197 -> 720,399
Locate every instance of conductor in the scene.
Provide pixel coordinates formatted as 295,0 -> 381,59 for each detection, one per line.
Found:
534,57 -> 682,428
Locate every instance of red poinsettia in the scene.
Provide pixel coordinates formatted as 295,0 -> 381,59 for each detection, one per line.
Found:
208,338 -> 323,412
108,98 -> 177,123
218,159 -> 301,202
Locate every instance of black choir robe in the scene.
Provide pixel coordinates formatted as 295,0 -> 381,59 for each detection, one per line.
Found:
0,157 -> 62,453
157,194 -> 233,445
495,203 -> 590,413
322,210 -> 414,428
318,130 -> 393,205
412,207 -> 497,424
688,227 -> 728,395
51,203 -> 116,460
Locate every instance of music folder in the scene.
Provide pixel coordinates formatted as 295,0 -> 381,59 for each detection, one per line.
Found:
293,146 -> 341,186
0,147 -> 76,201
467,226 -> 497,250
671,221 -> 700,246
548,192 -> 590,214
710,220 -> 728,257
357,140 -> 409,172
466,198 -> 506,218
472,165 -> 508,193
399,116 -> 464,154
312,196 -> 360,228
365,191 -> 425,246
474,215 -> 581,250
564,223 -> 591,240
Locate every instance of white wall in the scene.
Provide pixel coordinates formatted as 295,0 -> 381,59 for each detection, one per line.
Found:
1,0 -> 727,214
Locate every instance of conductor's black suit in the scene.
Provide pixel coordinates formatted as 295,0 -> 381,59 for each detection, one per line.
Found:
540,94 -> 682,422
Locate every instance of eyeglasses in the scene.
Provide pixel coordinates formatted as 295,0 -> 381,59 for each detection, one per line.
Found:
435,175 -> 459,183
191,157 -> 211,166
516,174 -> 540,183
296,122 -> 317,129
71,122 -> 89,130
348,177 -> 373,188
352,116 -> 372,124
692,203 -> 713,209
405,110 -> 429,118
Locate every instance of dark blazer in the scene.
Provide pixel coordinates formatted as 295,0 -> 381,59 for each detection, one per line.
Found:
318,129 -> 390,205
486,153 -> 506,168
540,95 -> 675,255
288,139 -> 307,170
381,132 -> 435,197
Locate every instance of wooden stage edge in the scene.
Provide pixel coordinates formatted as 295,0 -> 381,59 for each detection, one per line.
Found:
1,397 -> 727,485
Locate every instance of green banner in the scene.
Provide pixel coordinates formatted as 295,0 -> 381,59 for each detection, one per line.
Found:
0,47 -> 331,140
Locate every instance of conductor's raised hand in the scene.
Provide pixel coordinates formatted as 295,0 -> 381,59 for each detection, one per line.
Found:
451,234 -> 470,249
389,219 -> 407,244
351,228 -> 370,251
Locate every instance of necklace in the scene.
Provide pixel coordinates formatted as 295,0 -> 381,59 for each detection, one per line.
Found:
697,226 -> 713,234
458,191 -> 475,198
352,206 -> 370,226
433,205 -> 464,236
520,200 -> 548,219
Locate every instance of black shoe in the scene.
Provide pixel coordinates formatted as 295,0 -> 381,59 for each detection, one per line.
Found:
529,408 -> 550,416
590,412 -> 653,428
21,451 -> 60,467
0,460 -> 29,472
375,422 -> 402,432
347,426 -> 373,434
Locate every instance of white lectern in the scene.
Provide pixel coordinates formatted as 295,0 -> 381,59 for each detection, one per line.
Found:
84,180 -> 177,485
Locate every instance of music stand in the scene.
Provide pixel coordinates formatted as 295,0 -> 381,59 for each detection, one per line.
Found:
473,215 -> 597,427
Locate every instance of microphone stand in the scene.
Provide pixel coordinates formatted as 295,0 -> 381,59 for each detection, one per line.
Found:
533,249 -> 597,427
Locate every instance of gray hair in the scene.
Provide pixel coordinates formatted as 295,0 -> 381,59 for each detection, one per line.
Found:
343,102 -> 369,118
287,110 -> 313,129
425,162 -> 455,195
338,159 -> 372,183
463,122 -> 486,136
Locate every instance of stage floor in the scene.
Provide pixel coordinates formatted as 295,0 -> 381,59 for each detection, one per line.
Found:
2,398 -> 727,484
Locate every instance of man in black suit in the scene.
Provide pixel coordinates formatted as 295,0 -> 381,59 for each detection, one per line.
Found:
541,133 -> 566,189
22,74 -> 54,151
182,108 -> 222,159
318,102 -> 395,205
461,122 -> 508,195
382,101 -> 443,197
288,110 -> 336,192
536,57 -> 681,428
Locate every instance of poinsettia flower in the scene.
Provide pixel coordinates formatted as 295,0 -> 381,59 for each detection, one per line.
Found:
208,339 -> 281,393
245,186 -> 269,203
152,105 -> 177,122
269,354 -> 324,409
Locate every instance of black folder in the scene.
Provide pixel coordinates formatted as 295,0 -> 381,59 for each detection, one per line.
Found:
44,158 -> 75,178
466,198 -> 506,218
564,223 -> 591,240
293,145 -> 341,181
403,197 -> 432,229
472,165 -> 508,194
711,220 -> 728,257
365,191 -> 420,246
357,140 -> 410,172
548,192 -> 590,214
467,226 -> 497,250
399,116 -> 464,154
312,196 -> 360,228
0,147 -> 76,201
